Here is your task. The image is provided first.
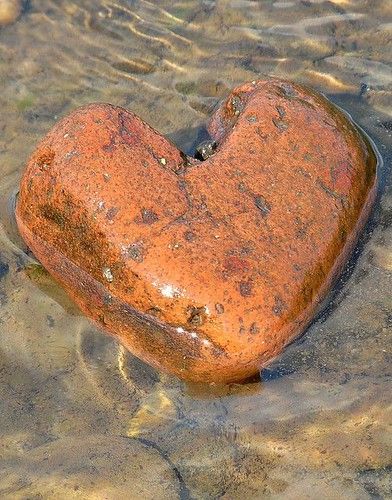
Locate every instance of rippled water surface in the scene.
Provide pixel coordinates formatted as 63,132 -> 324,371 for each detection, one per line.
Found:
0,1 -> 391,498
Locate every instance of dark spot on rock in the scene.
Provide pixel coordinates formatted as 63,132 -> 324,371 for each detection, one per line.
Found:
255,127 -> 268,141
125,242 -> 144,263
241,246 -> 254,256
338,224 -> 348,244
184,231 -> 196,242
106,207 -> 119,220
272,118 -> 289,132
215,303 -> 225,314
118,112 -> 136,147
46,315 -> 55,328
280,83 -> 297,98
239,280 -> 253,297
273,295 -> 286,316
103,293 -> 113,305
102,134 -> 117,153
227,246 -> 254,257
140,208 -> 159,225
239,317 -> 246,335
297,167 -> 312,179
187,306 -> 207,326
254,195 -> 271,217
316,178 -> 346,203
246,114 -> 258,123
0,257 -> 10,280
294,217 -> 308,240
195,140 -> 217,161
40,204 -> 67,229
276,105 -> 286,118
238,182 -> 247,193
224,256 -> 251,274
178,179 -> 187,191
249,322 -> 260,335
198,199 -> 208,211
232,169 -> 245,178
102,144 -> 114,153
36,148 -> 55,171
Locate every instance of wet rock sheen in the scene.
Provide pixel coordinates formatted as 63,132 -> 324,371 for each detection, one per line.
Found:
16,79 -> 377,383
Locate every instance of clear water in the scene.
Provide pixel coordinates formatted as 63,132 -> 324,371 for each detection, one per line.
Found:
0,1 -> 391,498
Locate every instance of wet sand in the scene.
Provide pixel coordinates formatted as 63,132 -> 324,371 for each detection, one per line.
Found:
0,1 -> 391,498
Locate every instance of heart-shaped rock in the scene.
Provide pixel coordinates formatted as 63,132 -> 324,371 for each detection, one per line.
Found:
16,79 -> 377,383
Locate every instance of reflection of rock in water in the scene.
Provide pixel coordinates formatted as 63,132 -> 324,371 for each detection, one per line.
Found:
76,328 -> 160,411
0,188 -> 29,255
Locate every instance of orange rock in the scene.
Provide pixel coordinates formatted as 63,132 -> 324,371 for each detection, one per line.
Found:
16,79 -> 377,383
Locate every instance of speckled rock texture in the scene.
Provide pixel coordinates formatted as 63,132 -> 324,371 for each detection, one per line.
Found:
16,79 -> 377,383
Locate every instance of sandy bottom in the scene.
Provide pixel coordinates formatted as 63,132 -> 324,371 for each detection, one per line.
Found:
0,0 -> 391,498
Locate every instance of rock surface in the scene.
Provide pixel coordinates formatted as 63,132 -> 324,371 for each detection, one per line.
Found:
16,79 -> 377,383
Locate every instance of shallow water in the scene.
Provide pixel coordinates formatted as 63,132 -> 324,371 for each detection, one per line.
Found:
0,0 -> 391,498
